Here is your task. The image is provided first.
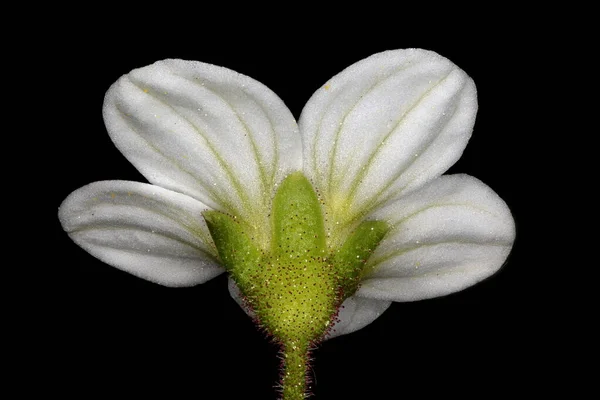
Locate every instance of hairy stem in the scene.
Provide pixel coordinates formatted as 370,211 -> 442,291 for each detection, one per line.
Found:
281,341 -> 310,400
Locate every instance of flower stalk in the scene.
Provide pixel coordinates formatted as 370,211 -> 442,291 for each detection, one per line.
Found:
281,340 -> 310,400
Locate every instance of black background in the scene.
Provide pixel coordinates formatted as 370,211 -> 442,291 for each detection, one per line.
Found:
47,16 -> 544,400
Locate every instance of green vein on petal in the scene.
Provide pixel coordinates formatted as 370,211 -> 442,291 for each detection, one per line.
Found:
175,74 -> 275,201
127,79 -> 253,217
367,240 -> 511,273
114,104 -> 241,216
341,70 -> 454,215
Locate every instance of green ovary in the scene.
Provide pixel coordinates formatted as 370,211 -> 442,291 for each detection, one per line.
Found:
203,172 -> 388,399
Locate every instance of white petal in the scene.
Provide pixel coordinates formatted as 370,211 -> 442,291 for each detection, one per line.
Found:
103,59 -> 301,236
299,49 -> 477,228
228,277 -> 391,340
324,295 -> 392,340
356,174 -> 515,301
59,181 -> 223,287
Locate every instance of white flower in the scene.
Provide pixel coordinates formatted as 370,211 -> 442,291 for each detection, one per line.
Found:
59,49 -> 514,342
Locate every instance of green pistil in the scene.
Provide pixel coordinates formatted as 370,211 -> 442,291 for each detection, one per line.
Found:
204,172 -> 389,399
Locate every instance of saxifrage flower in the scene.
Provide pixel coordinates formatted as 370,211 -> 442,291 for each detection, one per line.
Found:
59,48 -> 515,399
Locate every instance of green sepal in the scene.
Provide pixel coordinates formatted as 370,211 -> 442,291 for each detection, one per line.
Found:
271,172 -> 326,257
332,220 -> 389,299
202,210 -> 262,288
